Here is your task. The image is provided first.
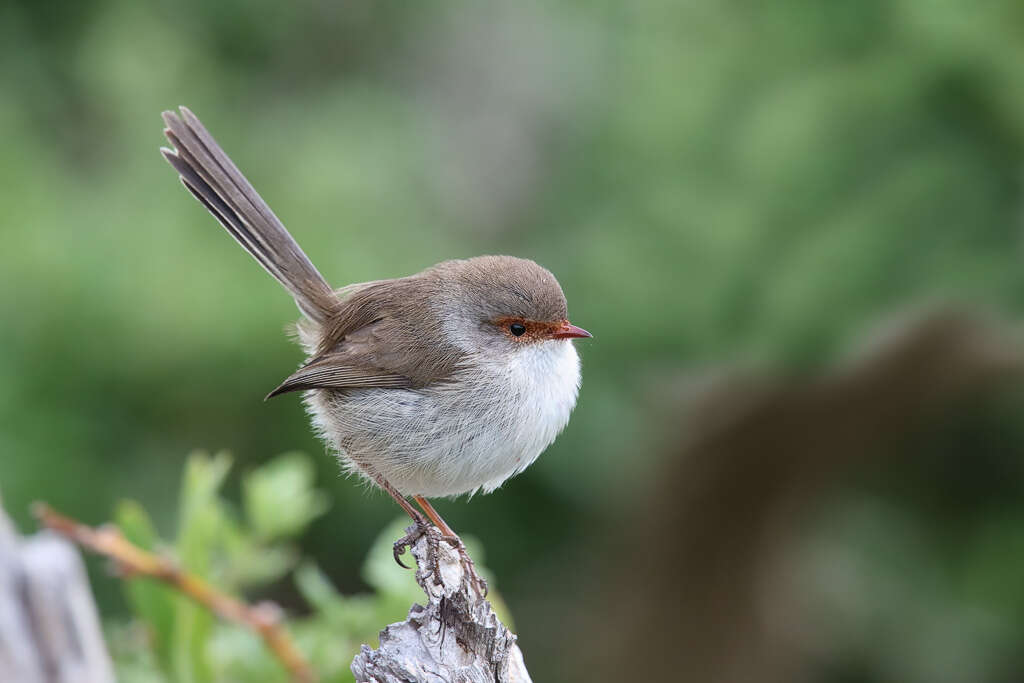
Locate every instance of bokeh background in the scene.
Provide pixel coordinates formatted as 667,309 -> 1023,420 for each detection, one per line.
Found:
3,1 -> 1024,681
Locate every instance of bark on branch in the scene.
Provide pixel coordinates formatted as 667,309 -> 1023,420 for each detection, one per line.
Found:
351,526 -> 532,682
0,498 -> 115,683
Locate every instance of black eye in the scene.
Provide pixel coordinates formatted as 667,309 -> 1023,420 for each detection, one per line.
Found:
509,323 -> 527,336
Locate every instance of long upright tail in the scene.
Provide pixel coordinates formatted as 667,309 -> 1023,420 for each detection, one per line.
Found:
161,106 -> 336,322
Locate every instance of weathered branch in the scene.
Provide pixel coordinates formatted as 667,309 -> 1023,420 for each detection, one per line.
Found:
351,526 -> 532,682
33,503 -> 315,683
0,497 -> 115,683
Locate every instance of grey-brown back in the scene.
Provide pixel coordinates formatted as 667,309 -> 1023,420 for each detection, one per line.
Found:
160,109 -> 572,398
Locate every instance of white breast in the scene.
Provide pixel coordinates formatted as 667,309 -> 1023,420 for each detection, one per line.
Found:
305,340 -> 582,497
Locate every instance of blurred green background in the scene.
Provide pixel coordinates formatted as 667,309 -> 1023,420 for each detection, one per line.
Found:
4,1 -> 1024,681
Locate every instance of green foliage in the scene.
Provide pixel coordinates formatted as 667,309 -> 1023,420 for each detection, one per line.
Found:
106,452 -> 473,683
4,1 -> 1024,680
243,453 -> 329,544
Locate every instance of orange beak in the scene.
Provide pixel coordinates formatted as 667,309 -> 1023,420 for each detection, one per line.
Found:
551,321 -> 593,340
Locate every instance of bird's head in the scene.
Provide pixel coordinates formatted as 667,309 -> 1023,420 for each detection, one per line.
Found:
433,255 -> 591,358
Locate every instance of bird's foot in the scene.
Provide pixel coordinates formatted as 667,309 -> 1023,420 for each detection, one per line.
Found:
441,533 -> 488,598
392,521 -> 488,597
393,517 -> 441,576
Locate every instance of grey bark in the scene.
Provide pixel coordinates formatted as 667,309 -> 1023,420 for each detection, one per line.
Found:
0,497 -> 115,683
352,530 -> 532,683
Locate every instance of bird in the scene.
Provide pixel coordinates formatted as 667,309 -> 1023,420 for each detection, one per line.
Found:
160,106 -> 590,593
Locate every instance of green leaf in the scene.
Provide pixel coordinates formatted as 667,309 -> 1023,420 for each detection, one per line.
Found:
242,452 -> 329,542
115,499 -> 176,674
294,562 -> 343,614
221,525 -> 297,589
361,517 -> 423,600
170,451 -> 234,683
108,455 -> 519,681
178,451 -> 233,558
208,624 -> 286,682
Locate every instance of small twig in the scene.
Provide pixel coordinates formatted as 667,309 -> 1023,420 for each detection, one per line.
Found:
33,502 -> 315,683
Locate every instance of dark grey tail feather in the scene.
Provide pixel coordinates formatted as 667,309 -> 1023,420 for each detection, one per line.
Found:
161,106 -> 335,322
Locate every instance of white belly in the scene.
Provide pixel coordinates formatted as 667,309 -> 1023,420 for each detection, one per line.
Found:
304,340 -> 581,497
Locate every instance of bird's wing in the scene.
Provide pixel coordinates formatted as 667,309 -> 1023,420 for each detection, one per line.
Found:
268,284 -> 464,398
266,353 -> 413,399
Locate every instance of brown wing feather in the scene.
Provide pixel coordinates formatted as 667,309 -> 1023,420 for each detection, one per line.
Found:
266,355 -> 412,399
268,278 -> 465,397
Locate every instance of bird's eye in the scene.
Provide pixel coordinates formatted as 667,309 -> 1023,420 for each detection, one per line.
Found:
509,323 -> 527,336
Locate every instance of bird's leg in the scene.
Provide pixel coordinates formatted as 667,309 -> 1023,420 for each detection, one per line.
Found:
413,495 -> 456,536
413,495 -> 488,597
369,472 -> 443,577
